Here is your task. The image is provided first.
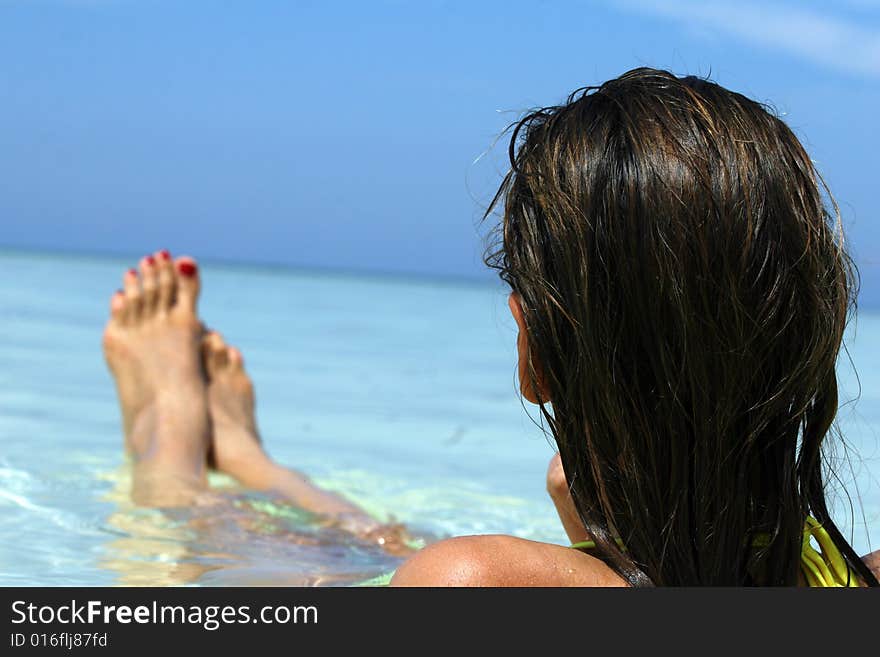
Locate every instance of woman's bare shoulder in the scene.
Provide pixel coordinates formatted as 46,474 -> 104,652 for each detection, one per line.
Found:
390,534 -> 628,587
862,550 -> 880,581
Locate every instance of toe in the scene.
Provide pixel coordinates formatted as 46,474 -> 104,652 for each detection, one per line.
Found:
156,249 -> 176,311
110,289 -> 126,323
139,255 -> 159,316
103,290 -> 127,365
204,330 -> 225,352
202,331 -> 228,376
174,256 -> 201,312
123,268 -> 142,322
228,347 -> 244,370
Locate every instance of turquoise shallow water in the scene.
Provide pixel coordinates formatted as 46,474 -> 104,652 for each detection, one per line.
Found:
0,250 -> 878,585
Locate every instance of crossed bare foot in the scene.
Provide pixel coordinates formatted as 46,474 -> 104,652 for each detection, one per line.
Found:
102,250 -> 210,506
200,331 -> 371,515
203,331 -> 416,555
201,330 -> 270,486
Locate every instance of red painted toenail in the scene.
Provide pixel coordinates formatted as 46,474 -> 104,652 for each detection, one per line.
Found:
159,250 -> 171,261
178,262 -> 197,277
116,289 -> 124,295
146,255 -> 156,265
127,268 -> 137,276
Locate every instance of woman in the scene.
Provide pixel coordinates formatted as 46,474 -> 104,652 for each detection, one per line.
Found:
105,68 -> 880,586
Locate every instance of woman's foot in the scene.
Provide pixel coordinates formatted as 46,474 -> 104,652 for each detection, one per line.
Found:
202,333 -> 415,555
202,330 -> 271,485
102,250 -> 211,506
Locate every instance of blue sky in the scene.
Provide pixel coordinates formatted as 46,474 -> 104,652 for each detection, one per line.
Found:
1,1 -> 879,304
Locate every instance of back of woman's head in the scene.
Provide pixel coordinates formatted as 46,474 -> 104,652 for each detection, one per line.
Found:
486,67 -> 876,586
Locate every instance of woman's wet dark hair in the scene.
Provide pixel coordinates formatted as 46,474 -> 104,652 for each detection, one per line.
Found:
485,67 -> 879,586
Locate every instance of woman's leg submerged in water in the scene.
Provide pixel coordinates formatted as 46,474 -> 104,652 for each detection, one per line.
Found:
202,329 -> 413,552
103,251 -> 413,555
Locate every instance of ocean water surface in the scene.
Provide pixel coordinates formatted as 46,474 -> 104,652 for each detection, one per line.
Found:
0,250 -> 878,585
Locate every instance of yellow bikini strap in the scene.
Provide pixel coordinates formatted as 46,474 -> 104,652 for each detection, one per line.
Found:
800,516 -> 860,587
569,517 -> 862,587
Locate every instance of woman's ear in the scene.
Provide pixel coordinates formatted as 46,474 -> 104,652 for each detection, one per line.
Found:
508,292 -> 550,404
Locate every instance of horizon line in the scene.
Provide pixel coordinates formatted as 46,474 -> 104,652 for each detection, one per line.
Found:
0,243 -> 501,291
